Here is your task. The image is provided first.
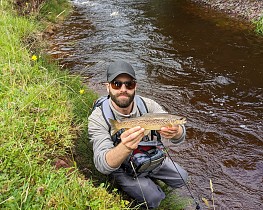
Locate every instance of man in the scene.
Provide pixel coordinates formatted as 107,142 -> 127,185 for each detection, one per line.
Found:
88,60 -> 188,209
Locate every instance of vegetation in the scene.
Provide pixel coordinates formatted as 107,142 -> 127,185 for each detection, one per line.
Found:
0,0 -> 130,209
254,15 -> 263,35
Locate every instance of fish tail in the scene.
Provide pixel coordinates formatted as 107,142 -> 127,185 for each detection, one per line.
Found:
109,118 -> 119,135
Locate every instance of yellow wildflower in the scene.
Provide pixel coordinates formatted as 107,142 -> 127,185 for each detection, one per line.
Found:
79,89 -> 85,94
31,55 -> 37,61
202,197 -> 210,207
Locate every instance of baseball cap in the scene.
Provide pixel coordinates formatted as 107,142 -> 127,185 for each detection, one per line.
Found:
107,60 -> 136,82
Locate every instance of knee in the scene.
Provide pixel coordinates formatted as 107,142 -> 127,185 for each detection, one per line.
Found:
168,168 -> 188,188
176,168 -> 188,188
181,169 -> 188,184
144,185 -> 165,209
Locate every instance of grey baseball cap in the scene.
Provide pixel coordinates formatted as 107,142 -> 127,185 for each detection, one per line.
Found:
107,60 -> 136,82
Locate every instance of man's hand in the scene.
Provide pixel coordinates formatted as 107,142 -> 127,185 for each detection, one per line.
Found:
120,126 -> 145,151
106,126 -> 145,168
158,125 -> 182,139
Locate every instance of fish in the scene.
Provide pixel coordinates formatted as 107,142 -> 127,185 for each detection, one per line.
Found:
109,113 -> 186,135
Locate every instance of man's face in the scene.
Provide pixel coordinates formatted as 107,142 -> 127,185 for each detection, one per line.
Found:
107,74 -> 136,108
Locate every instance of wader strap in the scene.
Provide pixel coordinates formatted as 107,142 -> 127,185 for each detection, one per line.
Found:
101,98 -> 115,133
135,95 -> 148,114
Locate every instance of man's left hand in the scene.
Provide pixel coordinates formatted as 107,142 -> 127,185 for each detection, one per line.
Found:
158,125 -> 182,139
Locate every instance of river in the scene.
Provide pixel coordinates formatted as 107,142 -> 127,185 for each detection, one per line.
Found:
47,0 -> 263,209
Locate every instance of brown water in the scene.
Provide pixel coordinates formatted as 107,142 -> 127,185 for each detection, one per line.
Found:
47,0 -> 263,209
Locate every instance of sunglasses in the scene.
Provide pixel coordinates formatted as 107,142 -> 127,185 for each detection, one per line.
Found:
110,80 -> 136,90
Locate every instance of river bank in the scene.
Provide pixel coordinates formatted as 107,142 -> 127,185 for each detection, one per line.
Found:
1,0 -> 130,209
191,0 -> 263,22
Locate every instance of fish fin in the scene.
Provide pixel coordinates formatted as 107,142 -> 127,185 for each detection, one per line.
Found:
109,118 -> 119,136
144,130 -> 150,136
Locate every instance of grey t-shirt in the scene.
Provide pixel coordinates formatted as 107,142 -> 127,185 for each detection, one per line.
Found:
88,96 -> 186,174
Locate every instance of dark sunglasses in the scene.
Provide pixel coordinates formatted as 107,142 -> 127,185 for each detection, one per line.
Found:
110,80 -> 136,90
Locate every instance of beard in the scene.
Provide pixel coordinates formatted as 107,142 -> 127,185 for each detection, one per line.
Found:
109,90 -> 135,108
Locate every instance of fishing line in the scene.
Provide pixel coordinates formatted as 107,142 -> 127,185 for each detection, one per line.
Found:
160,141 -> 201,210
130,161 -> 149,209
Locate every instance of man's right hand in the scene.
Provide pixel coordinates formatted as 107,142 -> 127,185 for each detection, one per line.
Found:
120,126 -> 145,151
105,126 -> 145,168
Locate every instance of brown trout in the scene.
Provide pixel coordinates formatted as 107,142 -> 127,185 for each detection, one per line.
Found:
109,113 -> 186,135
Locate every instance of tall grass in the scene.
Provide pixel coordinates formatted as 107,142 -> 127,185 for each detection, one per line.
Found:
0,0 -> 130,209
39,0 -> 73,22
254,15 -> 263,35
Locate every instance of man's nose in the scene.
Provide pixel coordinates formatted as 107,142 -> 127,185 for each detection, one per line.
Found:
119,83 -> 128,91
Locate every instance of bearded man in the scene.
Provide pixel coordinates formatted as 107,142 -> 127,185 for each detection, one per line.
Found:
88,60 -> 188,209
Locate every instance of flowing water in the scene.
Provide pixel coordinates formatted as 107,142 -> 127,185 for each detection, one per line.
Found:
47,0 -> 263,209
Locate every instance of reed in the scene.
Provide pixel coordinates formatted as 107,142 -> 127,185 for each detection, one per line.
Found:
210,179 -> 216,210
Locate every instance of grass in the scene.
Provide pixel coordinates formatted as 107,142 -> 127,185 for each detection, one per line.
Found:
254,15 -> 263,35
0,1 -> 130,209
157,182 -> 192,210
39,0 -> 73,22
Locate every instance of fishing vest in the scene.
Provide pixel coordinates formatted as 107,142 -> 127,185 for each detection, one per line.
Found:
92,95 -> 165,176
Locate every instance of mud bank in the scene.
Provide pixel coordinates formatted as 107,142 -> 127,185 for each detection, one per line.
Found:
191,0 -> 263,22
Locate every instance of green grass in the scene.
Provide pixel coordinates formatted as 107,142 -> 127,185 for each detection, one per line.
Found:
254,15 -> 263,35
0,1 -> 130,209
156,181 -> 193,210
39,0 -> 73,22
